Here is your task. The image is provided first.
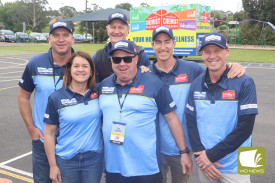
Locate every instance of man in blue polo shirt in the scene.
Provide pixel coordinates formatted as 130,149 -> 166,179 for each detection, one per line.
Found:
149,25 -> 246,183
185,32 -> 258,183
18,21 -> 75,183
98,40 -> 192,183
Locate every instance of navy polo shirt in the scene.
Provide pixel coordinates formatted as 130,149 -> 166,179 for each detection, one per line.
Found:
185,68 -> 258,173
149,59 -> 204,155
98,68 -> 176,177
44,87 -> 103,159
18,48 -> 68,139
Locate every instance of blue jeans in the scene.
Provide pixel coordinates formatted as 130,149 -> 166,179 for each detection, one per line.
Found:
32,140 -> 51,183
56,151 -> 103,183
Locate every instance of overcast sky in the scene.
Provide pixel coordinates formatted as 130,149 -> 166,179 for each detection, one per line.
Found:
2,0 -> 243,13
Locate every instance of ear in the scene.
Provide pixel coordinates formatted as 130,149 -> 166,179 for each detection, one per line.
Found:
225,49 -> 230,58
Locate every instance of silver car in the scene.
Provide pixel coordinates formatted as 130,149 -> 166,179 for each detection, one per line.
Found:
29,32 -> 47,43
0,30 -> 16,42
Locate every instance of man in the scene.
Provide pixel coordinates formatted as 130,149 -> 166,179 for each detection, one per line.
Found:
98,40 -> 192,183
149,26 -> 246,183
18,21 -> 74,183
185,32 -> 258,183
92,12 -> 151,83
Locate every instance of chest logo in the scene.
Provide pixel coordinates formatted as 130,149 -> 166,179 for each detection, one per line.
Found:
175,74 -> 188,83
222,90 -> 235,99
129,85 -> 144,93
102,87 -> 115,94
90,92 -> 98,99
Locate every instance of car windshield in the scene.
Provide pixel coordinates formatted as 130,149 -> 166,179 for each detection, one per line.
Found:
3,31 -> 14,35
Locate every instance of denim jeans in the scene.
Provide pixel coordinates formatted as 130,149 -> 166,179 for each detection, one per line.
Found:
105,171 -> 162,183
32,140 -> 51,183
56,151 -> 103,183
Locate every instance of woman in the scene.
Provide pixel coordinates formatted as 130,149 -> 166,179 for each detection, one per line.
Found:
44,51 -> 103,183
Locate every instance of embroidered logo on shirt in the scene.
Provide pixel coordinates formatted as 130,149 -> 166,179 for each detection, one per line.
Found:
194,91 -> 206,99
129,85 -> 144,93
102,87 -> 115,94
175,74 -> 188,83
222,90 -> 235,99
44,113 -> 49,119
37,67 -> 53,74
169,101 -> 176,108
61,98 -> 77,106
90,92 -> 98,99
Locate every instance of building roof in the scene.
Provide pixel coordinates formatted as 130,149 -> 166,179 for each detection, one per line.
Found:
63,8 -> 130,22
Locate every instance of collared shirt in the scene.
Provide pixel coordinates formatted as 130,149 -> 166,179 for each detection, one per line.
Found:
185,67 -> 258,173
18,48 -> 72,139
43,86 -> 102,159
98,68 -> 176,177
149,58 -> 204,155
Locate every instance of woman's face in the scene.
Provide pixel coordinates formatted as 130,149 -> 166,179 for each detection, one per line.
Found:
70,56 -> 91,85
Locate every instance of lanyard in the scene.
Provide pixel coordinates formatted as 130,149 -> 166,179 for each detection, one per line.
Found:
116,82 -> 134,121
50,56 -> 64,91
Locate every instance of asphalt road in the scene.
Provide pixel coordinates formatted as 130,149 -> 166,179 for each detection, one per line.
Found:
0,54 -> 274,183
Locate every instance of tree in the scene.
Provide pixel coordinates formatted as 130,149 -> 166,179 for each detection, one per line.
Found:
242,0 -> 275,24
233,10 -> 249,22
59,6 -> 78,19
211,10 -> 224,20
115,3 -> 132,11
140,3 -> 150,7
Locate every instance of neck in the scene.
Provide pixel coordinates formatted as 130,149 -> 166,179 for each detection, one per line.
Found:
52,51 -> 72,66
69,82 -> 88,96
155,57 -> 176,73
208,68 -> 226,83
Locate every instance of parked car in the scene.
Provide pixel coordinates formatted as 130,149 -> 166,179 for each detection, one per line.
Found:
83,33 -> 93,41
42,32 -> 49,40
29,32 -> 47,43
0,30 -> 16,42
73,34 -> 85,42
15,32 -> 30,42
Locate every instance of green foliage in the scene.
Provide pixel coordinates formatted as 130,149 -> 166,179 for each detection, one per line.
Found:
218,24 -> 227,30
115,3 -> 132,11
95,27 -> 108,43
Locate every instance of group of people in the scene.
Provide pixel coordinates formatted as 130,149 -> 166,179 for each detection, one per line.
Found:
18,11 -> 258,183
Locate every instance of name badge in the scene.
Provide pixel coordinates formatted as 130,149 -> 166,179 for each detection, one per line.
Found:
110,122 -> 126,145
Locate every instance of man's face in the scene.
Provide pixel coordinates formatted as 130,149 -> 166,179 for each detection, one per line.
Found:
201,44 -> 229,73
106,19 -> 129,44
48,28 -> 74,56
151,33 -> 176,62
111,50 -> 138,86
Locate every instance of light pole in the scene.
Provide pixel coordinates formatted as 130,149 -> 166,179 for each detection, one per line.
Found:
85,0 -> 88,41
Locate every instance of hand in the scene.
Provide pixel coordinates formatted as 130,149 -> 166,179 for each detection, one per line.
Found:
180,153 -> 193,175
202,163 -> 223,181
227,63 -> 246,79
50,166 -> 62,183
140,65 -> 151,73
28,126 -> 44,140
194,150 -> 212,170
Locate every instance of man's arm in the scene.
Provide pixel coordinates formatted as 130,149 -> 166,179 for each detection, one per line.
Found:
164,111 -> 192,175
18,88 -> 43,140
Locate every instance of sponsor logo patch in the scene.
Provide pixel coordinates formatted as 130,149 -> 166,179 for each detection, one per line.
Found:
44,113 -> 49,119
169,101 -> 176,108
222,90 -> 235,99
129,85 -> 144,93
90,92 -> 98,99
194,91 -> 206,99
61,98 -> 77,106
102,87 -> 115,94
37,67 -> 53,75
205,34 -> 221,42
175,74 -> 188,83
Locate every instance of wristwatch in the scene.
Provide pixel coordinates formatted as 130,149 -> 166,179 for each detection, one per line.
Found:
179,147 -> 190,154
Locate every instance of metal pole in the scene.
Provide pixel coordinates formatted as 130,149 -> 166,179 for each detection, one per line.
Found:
92,22 -> 95,43
85,0 -> 88,41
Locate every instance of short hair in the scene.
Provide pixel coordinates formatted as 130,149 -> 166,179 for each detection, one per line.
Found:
63,51 -> 96,90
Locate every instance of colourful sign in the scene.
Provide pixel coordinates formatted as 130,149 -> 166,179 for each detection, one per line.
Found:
129,4 -> 211,56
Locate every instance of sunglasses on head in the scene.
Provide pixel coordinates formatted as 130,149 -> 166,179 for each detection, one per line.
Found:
111,54 -> 137,64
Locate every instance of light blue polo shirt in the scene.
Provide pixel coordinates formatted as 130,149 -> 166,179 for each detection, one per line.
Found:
44,87 -> 103,159
98,68 -> 176,177
149,58 -> 204,155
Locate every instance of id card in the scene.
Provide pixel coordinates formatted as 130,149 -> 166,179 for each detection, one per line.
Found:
110,122 -> 126,145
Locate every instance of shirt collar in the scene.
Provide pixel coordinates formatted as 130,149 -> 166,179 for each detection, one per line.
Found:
111,67 -> 141,88
152,57 -> 181,76
64,86 -> 92,99
203,66 -> 229,89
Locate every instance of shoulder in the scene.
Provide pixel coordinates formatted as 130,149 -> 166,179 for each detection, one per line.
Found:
28,52 -> 49,66
49,87 -> 66,100
178,59 -> 203,70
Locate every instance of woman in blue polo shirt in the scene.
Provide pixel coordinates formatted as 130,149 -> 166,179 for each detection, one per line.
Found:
44,51 -> 103,183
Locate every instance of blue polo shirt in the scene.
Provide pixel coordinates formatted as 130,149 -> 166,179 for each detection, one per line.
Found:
18,48 -> 69,141
149,59 -> 204,155
98,68 -> 176,177
43,87 -> 103,159
185,68 -> 258,173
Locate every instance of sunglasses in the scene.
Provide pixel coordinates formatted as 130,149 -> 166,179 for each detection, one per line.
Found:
112,54 -> 136,64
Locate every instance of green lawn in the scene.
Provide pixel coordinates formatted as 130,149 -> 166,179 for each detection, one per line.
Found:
0,43 -> 274,64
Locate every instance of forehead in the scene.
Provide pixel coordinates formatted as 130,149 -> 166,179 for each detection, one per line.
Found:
72,56 -> 89,64
203,44 -> 223,50
154,32 -> 172,40
108,19 -> 127,26
51,28 -> 71,34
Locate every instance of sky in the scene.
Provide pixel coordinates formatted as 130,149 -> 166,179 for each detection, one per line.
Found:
2,0 -> 243,13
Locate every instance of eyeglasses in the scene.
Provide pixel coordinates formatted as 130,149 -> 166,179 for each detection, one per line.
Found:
111,54 -> 136,64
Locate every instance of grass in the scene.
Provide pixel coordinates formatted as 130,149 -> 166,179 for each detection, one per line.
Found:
0,43 -> 274,64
